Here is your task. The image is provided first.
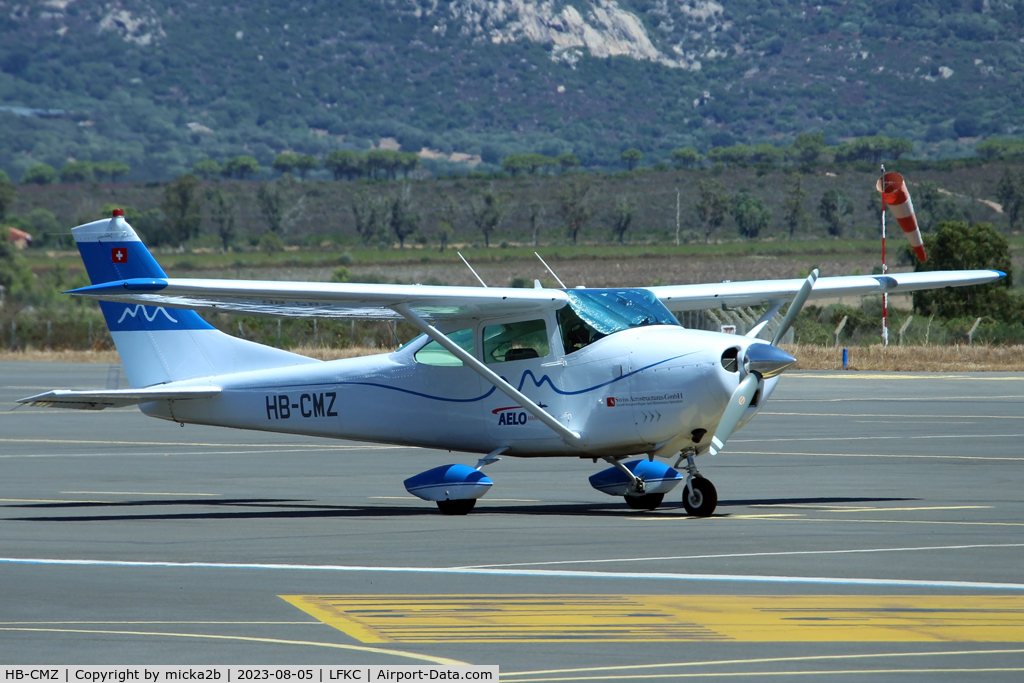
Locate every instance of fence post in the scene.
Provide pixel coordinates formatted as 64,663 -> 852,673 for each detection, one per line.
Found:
46,320 -> 52,350
968,317 -> 982,346
277,319 -> 282,347
834,316 -> 848,347
10,320 -> 15,351
899,315 -> 913,346
313,319 -> 318,345
350,320 -> 355,347
88,320 -> 93,349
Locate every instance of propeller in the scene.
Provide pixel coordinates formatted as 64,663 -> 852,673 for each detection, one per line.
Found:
771,269 -> 818,347
708,372 -> 759,456
709,269 -> 815,456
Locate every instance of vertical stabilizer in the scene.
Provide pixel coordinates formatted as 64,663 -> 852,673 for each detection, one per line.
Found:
73,211 -> 317,387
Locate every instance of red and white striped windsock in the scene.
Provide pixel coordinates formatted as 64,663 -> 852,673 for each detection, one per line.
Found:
876,171 -> 926,262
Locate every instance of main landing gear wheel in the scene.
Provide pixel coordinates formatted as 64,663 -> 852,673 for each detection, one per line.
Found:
683,477 -> 717,517
436,499 -> 477,515
624,493 -> 665,510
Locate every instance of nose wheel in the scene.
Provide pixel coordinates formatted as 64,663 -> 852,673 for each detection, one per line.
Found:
683,476 -> 717,516
676,451 -> 717,517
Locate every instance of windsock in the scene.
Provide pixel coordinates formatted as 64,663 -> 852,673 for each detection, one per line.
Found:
876,172 -> 926,262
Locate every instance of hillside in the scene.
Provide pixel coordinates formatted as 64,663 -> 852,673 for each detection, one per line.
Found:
1,0 -> 1023,180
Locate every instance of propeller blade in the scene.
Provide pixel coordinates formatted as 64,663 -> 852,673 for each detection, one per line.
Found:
772,269 -> 819,347
708,372 -> 759,456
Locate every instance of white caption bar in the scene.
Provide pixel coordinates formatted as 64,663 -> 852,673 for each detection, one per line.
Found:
0,668 -> 498,683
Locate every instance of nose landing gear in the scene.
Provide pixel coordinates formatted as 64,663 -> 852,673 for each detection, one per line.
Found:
678,451 -> 717,517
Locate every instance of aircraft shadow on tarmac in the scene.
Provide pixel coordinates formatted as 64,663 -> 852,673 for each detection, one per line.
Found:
1,496 -> 917,522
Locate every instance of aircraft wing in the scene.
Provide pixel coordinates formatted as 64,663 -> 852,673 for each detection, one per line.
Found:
649,270 -> 1005,312
68,278 -> 570,321
18,386 -> 222,410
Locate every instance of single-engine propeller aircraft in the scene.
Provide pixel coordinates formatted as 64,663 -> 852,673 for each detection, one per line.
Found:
19,211 -> 1003,515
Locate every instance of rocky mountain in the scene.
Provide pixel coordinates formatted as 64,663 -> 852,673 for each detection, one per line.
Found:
0,0 -> 1022,180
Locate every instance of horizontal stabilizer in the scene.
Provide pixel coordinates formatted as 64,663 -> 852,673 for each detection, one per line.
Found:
18,385 -> 221,411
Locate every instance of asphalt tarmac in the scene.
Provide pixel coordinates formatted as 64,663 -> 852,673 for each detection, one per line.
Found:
2,361 -> 1024,681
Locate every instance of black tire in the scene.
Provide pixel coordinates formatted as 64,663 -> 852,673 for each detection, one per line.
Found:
682,477 -> 717,517
624,493 -> 665,510
437,499 -> 477,515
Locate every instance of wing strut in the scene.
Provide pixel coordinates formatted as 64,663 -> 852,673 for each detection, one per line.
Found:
392,303 -> 584,448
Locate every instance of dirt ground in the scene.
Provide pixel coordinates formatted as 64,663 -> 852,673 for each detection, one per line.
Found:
3,344 -> 1022,372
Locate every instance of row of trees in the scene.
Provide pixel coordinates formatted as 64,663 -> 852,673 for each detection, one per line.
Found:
499,134 -> 915,177
19,160 -> 131,185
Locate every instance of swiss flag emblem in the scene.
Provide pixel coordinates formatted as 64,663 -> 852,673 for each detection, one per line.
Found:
112,248 -> 128,264
606,397 -> 616,407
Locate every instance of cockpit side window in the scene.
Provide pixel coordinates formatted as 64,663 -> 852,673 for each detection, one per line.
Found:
557,305 -> 604,354
413,328 -> 475,367
483,319 -> 550,363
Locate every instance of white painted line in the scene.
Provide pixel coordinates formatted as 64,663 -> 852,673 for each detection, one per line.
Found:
1,556 -> 1022,591
62,491 -> 221,496
456,543 -> 1024,569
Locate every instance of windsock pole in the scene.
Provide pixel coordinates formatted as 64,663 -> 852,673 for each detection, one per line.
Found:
880,165 -> 888,347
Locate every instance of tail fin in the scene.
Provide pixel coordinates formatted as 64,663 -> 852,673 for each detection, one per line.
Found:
74,210 -> 317,388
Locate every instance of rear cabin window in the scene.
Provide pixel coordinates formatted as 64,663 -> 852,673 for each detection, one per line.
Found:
483,319 -> 550,363
413,328 -> 475,367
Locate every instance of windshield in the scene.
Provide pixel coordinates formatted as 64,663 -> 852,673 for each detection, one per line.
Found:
558,288 -> 679,353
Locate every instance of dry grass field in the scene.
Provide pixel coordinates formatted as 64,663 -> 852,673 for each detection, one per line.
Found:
3,344 -> 1023,372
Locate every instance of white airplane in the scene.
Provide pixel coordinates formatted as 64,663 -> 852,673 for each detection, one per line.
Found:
19,211 -> 1003,515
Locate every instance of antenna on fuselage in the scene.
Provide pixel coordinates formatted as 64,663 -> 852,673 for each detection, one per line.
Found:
534,252 -> 567,288
458,252 -> 488,287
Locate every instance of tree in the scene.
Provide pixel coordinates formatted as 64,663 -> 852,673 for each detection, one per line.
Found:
390,184 -> 420,249
731,191 -> 771,239
818,188 -> 854,237
436,221 -> 454,252
995,168 -> 1024,232
749,144 -> 784,165
351,191 -> 389,245
557,175 -> 592,245
59,161 -> 94,183
273,153 -> 299,176
207,188 -> 236,250
833,135 -> 913,164
611,197 -> 634,245
94,161 -> 130,182
620,148 -> 643,171
469,188 -> 506,247
916,180 -> 967,231
324,150 -> 365,180
0,170 -> 16,221
192,159 -> 221,179
398,152 -> 421,178
557,153 -> 580,172
161,174 -> 203,247
708,145 -> 752,167
0,238 -> 33,302
294,154 -> 319,179
670,147 -> 702,168
791,132 -> 825,168
256,183 -> 283,233
21,163 -> 56,185
695,179 -> 729,243
784,174 -> 808,239
222,155 -> 260,179
911,221 -> 1016,321
529,200 -> 544,247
